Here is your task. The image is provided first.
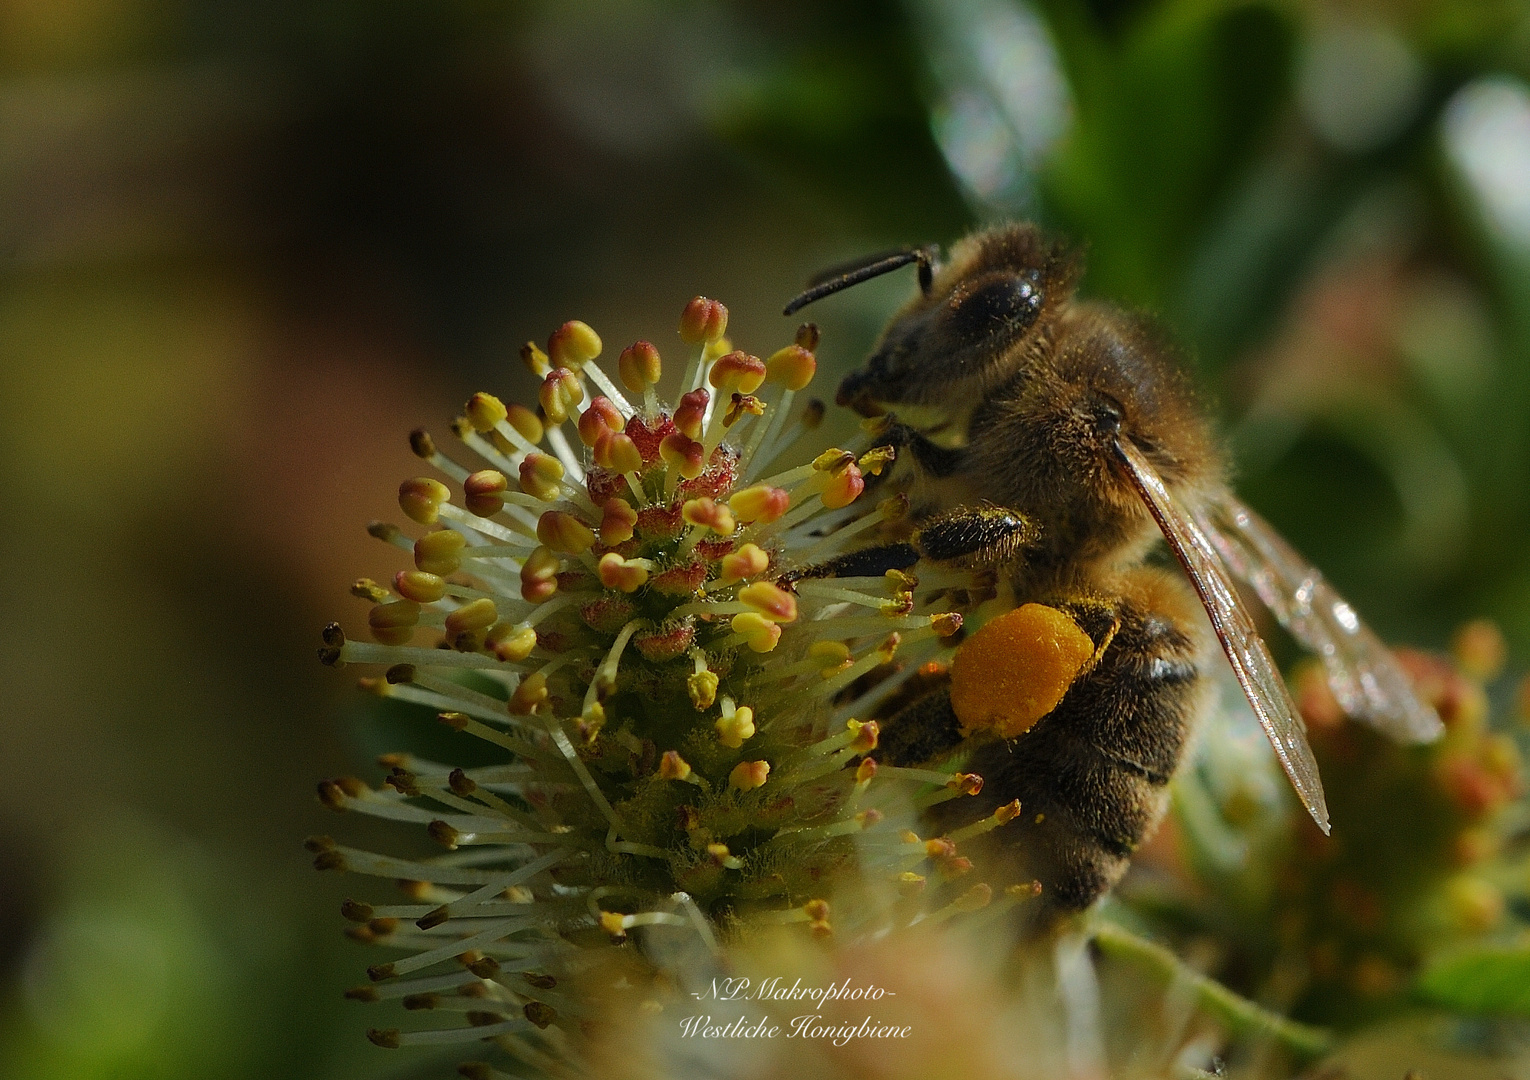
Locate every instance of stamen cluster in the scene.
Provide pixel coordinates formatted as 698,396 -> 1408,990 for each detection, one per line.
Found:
309,299 -> 1015,1067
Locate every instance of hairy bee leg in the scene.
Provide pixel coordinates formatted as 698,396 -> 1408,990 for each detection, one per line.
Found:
876,571 -> 1209,928
913,506 -> 1036,564
778,506 -> 1034,587
869,418 -> 968,477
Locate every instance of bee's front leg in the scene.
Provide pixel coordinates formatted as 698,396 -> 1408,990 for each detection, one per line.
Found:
867,416 -> 968,478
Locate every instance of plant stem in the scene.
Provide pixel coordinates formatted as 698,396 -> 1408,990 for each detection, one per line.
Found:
1092,921 -> 1334,1059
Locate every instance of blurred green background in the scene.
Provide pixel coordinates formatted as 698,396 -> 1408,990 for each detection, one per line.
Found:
2,0 -> 1529,1076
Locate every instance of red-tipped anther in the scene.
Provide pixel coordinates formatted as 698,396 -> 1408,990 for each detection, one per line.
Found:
820,461 -> 864,510
718,542 -> 769,585
659,432 -> 706,479
598,432 -> 642,474
518,453 -> 565,500
463,470 -> 508,517
578,397 -> 624,447
738,581 -> 797,623
537,511 -> 596,554
600,497 -> 638,544
709,350 -> 766,394
729,485 -> 790,525
679,296 -> 729,344
539,368 -> 583,424
618,340 -> 662,393
674,387 -> 709,439
682,497 -> 735,536
520,545 -> 561,603
598,552 -> 649,592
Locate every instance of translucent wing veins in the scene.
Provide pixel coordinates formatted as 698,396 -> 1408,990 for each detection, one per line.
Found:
1196,497 -> 1443,744
1114,439 -> 1331,834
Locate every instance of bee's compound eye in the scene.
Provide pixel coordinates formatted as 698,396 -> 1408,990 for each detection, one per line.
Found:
1091,395 -> 1124,432
947,274 -> 1044,342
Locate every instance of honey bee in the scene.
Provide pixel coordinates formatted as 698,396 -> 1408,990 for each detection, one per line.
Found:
783,223 -> 1443,920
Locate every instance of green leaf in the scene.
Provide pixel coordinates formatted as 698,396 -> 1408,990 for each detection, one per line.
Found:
1417,946 -> 1530,1014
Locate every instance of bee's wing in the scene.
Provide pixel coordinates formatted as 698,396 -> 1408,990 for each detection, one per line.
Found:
1195,496 -> 1443,744
1114,439 -> 1330,834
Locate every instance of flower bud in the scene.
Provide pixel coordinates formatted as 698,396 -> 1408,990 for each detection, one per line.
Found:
673,388 -> 708,439
520,546 -> 560,603
708,351 -> 766,394
718,543 -> 769,585
537,511 -> 596,554
548,320 -> 601,369
598,552 -> 649,593
600,498 -> 638,545
486,623 -> 537,662
445,598 -> 498,637
731,611 -> 782,653
399,477 -> 451,525
618,341 -> 662,393
682,497 -> 735,535
370,601 -> 421,645
415,530 -> 467,575
728,485 -> 789,525
659,433 -> 706,479
766,344 -> 816,390
463,470 -> 508,517
738,581 -> 797,623
519,453 -> 565,500
394,570 -> 445,603
538,368 -> 583,424
577,397 -> 624,447
465,392 -> 508,433
729,759 -> 770,791
715,705 -> 756,748
679,296 -> 728,344
505,402 -> 543,444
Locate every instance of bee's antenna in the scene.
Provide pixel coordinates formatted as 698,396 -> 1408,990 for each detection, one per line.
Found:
782,245 -> 940,316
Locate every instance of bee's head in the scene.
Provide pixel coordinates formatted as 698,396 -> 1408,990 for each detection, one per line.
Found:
833,224 -> 1078,418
